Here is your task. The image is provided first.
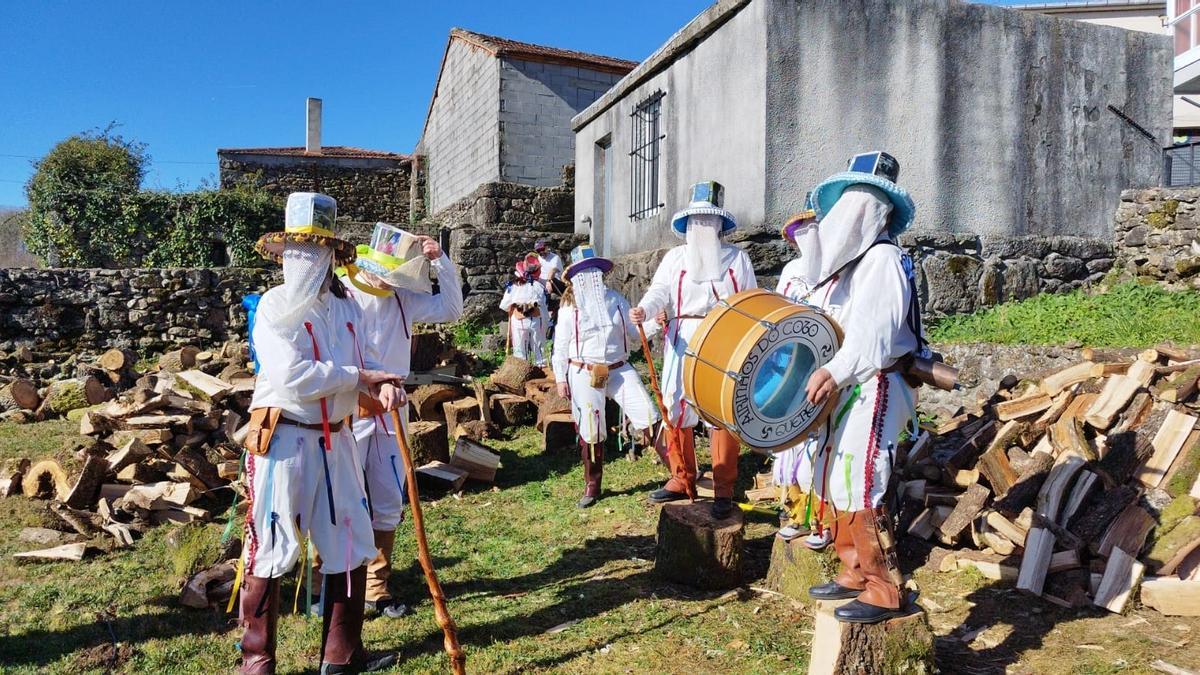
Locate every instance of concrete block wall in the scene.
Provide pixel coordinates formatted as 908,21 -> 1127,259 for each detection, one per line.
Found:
423,39 -> 502,213
499,58 -> 623,188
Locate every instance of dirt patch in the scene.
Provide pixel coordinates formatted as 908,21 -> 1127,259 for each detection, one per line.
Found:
73,642 -> 136,671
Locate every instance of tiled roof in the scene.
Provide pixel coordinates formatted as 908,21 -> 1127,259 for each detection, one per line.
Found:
451,28 -> 639,74
217,146 -> 409,160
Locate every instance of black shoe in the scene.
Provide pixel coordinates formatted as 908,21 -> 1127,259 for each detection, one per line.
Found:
320,650 -> 399,674
808,581 -> 862,601
711,497 -> 734,520
365,598 -> 409,619
833,599 -> 908,624
577,495 -> 597,509
648,488 -> 688,503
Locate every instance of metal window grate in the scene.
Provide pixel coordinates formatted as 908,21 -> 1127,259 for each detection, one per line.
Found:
629,91 -> 665,220
1164,142 -> 1200,186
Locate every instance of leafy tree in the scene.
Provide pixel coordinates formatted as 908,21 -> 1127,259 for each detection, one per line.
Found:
24,127 -> 147,267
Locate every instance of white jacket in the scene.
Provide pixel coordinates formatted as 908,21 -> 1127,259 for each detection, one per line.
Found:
250,288 -> 383,424
775,241 -> 918,387
499,281 -> 548,317
636,243 -> 757,341
348,255 -> 463,377
551,288 -> 639,381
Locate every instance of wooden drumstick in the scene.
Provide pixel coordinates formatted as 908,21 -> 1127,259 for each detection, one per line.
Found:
637,323 -> 696,503
389,409 -> 467,674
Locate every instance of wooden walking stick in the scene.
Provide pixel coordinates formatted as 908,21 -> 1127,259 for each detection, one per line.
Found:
389,408 -> 467,674
636,323 -> 696,502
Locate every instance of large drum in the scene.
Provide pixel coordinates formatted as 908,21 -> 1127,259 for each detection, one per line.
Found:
683,288 -> 843,453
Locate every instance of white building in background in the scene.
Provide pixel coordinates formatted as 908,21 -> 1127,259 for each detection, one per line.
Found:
1012,1 -> 1200,136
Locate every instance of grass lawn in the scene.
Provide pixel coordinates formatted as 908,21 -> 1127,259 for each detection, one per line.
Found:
928,281 -> 1200,348
1,420 -> 1198,674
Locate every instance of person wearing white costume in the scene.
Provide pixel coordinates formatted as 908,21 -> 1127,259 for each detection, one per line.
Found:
239,193 -> 404,674
500,258 -> 549,365
534,239 -> 563,291
339,222 -> 463,619
629,181 -> 757,519
551,245 -> 659,508
798,152 -> 925,626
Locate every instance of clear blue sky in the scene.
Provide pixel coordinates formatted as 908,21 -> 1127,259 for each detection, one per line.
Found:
0,0 -> 1024,206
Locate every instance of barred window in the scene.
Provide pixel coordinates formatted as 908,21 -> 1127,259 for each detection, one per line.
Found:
629,91 -> 665,219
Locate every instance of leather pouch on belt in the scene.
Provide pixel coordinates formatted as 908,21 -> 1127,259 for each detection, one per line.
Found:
358,391 -> 385,418
589,363 -> 610,389
245,407 -> 282,456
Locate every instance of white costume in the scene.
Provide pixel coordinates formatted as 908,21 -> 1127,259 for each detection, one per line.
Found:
500,281 -> 549,365
348,254 -> 462,531
246,288 -> 380,578
551,287 -> 658,443
636,243 -> 757,427
773,186 -> 920,513
538,252 -> 563,285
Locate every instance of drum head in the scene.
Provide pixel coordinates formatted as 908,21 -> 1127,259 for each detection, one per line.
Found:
729,308 -> 840,451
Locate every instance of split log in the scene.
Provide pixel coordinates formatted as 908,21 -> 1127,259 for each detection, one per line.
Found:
158,346 -> 200,373
1153,365 -> 1200,403
808,600 -> 934,675
49,501 -> 103,536
490,394 -> 535,427
938,483 -> 990,544
410,384 -> 466,422
950,549 -> 1020,581
22,459 -> 70,500
174,446 -> 225,490
408,420 -> 450,465
455,420 -> 500,442
450,436 -> 500,483
174,370 -> 232,401
96,348 -> 136,373
1128,358 -> 1159,386
1016,452 -> 1087,595
1050,415 -> 1095,460
1040,362 -> 1096,397
415,461 -> 469,493
1164,430 -> 1200,497
1113,392 -> 1154,434
535,389 -> 572,429
765,533 -> 839,603
985,510 -> 1029,547
1084,374 -> 1143,430
13,542 -> 88,562
443,397 -> 481,438
64,455 -> 109,510
1,458 -> 30,497
180,560 -> 238,608
995,392 -> 1053,421
541,412 -> 576,453
654,501 -> 743,590
1140,577 -> 1200,616
38,377 -> 109,418
0,378 -> 40,411
1068,484 -> 1137,545
995,450 -> 1054,516
1026,389 -> 1076,443
117,461 -> 168,484
907,505 -> 953,540
1059,470 -> 1098,526
523,378 -> 556,407
944,421 -> 998,474
977,445 -> 1018,497
1093,547 -> 1144,614
490,355 -> 539,395
1134,410 -> 1197,488
1096,503 -> 1155,558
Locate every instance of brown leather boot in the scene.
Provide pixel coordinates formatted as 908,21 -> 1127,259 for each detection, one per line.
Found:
238,575 -> 279,675
365,530 -> 395,606
651,427 -> 696,502
320,566 -> 398,673
579,438 -> 602,507
834,507 -> 906,624
809,510 -> 865,601
709,429 -> 741,517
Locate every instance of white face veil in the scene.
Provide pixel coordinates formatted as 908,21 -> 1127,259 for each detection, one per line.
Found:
273,242 -> 334,333
792,184 -> 893,286
570,268 -> 612,331
685,213 -> 724,282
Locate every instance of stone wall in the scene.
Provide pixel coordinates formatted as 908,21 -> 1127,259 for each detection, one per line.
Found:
1113,187 -> 1200,289
432,167 -> 584,321
218,154 -> 412,224
0,267 -> 276,355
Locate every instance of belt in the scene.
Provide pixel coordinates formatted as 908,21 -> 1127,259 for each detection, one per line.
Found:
569,359 -> 626,371
667,314 -> 705,322
278,416 -> 344,433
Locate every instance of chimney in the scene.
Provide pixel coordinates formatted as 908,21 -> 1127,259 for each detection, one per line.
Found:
306,97 -> 322,154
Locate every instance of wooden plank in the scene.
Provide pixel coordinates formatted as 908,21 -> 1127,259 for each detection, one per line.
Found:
985,510 -> 1029,547
977,445 -> 1019,497
1140,577 -> 1200,616
995,392 -> 1053,422
450,436 -> 500,483
1093,547 -> 1144,614
1016,452 -> 1087,595
1084,375 -> 1142,430
1134,410 -> 1197,488
1049,415 -> 1094,460
1128,359 -> 1158,387
1041,362 -> 1096,397
908,505 -> 952,540
12,542 -> 88,562
955,551 -> 1020,581
1059,470 -> 1098,526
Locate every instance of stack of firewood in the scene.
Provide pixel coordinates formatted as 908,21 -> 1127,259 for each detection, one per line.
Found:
902,344 -> 1200,617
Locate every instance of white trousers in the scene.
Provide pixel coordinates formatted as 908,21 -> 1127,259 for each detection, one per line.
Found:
660,322 -> 700,428
565,363 -> 659,444
511,316 -> 547,366
244,424 -> 377,578
352,404 -> 408,531
779,372 -> 916,513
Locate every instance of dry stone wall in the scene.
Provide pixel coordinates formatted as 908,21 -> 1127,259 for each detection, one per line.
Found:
1113,187 -> 1200,289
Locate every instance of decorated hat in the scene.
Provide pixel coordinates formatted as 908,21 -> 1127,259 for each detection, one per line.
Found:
563,245 -> 613,280
337,222 -> 432,296
514,254 -> 541,280
670,180 -> 737,239
256,192 -> 358,265
781,191 -> 817,243
810,151 -> 915,237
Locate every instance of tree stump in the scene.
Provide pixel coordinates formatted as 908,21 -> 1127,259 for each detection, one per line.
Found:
443,397 -> 481,438
542,413 -> 577,453
491,356 -> 540,395
809,600 -> 935,675
0,378 -> 40,412
408,421 -> 450,465
536,391 -> 572,431
159,346 -> 200,373
491,394 -> 535,427
654,501 -> 744,590
765,535 -> 840,604
411,385 -> 466,423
